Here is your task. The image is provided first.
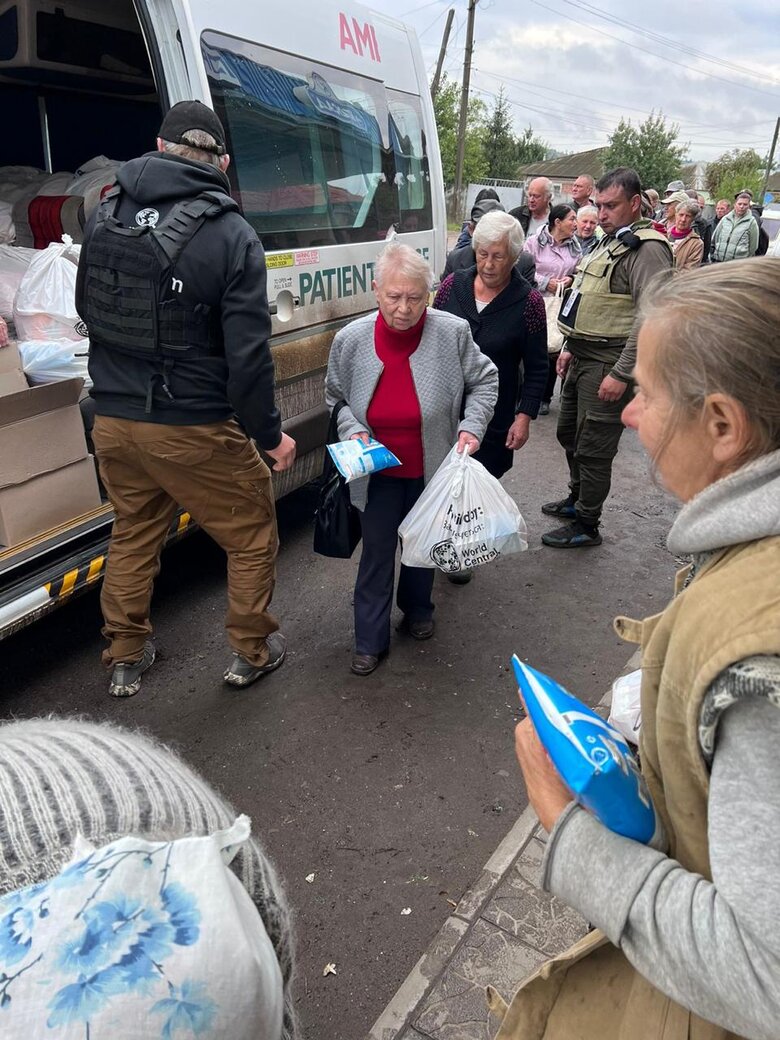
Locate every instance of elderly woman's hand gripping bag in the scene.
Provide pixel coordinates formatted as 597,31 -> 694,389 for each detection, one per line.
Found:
398,445 -> 528,572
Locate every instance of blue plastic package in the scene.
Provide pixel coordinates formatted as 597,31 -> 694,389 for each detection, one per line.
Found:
327,438 -> 401,483
512,656 -> 659,844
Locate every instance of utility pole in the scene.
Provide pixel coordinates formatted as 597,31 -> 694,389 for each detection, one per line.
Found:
760,116 -> 780,203
453,0 -> 477,218
430,9 -> 455,100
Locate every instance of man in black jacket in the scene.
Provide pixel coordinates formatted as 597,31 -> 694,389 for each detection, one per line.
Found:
442,199 -> 537,285
76,101 -> 296,697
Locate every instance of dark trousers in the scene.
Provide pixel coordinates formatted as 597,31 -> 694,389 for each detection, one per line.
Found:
556,356 -> 632,526
544,352 -> 561,403
354,474 -> 434,655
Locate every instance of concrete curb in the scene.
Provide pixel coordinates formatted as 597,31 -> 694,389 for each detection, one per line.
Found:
367,808 -> 539,1040
367,647 -> 643,1040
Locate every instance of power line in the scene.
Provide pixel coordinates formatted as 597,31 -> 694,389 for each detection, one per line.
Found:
528,0 -> 780,102
469,83 -> 770,157
558,0 -> 780,87
418,6 -> 449,41
472,71 -> 771,148
398,0 -> 442,17
473,66 -> 776,137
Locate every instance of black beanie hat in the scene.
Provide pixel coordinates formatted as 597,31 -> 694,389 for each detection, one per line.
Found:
158,100 -> 227,154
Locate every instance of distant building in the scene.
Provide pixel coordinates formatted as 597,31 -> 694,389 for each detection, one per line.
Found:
516,150 -> 715,200
679,162 -> 709,194
516,147 -> 606,199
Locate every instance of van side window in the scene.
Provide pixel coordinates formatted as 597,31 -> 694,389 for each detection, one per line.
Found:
201,33 -> 401,251
387,92 -> 432,234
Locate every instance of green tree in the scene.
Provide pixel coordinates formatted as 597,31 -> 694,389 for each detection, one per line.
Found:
483,87 -> 517,180
602,112 -> 687,191
431,75 -> 487,188
515,125 -> 548,169
705,148 -> 763,202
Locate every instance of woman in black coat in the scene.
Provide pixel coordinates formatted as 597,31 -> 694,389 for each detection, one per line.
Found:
434,209 -> 548,481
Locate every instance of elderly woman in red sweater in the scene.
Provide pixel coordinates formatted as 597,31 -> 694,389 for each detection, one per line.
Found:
326,243 -> 498,676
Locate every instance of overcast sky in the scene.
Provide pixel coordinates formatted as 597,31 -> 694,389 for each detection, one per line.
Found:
370,0 -> 780,163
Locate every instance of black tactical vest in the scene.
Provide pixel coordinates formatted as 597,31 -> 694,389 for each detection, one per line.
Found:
82,187 -> 238,409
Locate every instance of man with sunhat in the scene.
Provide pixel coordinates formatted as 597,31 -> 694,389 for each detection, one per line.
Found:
710,188 -> 760,262
76,100 -> 296,697
659,188 -> 690,231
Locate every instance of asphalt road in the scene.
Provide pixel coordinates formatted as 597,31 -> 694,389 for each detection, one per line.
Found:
1,404 -> 679,1039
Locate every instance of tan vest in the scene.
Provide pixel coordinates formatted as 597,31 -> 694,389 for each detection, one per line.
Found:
557,225 -> 671,342
490,535 -> 780,1040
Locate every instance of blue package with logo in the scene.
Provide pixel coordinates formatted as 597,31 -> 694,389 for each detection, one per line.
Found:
327,438 -> 401,483
512,656 -> 660,844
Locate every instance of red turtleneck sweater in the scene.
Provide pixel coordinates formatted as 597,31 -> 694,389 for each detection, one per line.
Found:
366,310 -> 425,478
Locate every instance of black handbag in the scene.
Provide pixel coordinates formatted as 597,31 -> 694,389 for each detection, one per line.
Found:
313,401 -> 362,558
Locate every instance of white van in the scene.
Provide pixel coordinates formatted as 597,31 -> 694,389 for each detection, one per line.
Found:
0,0 -> 445,637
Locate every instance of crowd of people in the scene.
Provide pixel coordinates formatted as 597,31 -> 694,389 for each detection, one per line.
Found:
1,99 -> 777,1040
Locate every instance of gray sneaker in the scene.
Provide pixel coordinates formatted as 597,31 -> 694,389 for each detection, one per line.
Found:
109,641 -> 156,698
224,633 -> 287,688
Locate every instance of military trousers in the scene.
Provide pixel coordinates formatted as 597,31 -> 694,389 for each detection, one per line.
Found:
556,356 -> 632,526
93,416 -> 279,669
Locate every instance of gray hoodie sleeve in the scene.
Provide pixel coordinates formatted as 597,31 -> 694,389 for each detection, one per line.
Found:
542,692 -> 780,1040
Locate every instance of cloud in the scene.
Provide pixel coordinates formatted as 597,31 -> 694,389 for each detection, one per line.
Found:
377,0 -> 780,160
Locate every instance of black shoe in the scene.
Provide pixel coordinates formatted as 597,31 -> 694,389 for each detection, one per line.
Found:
397,616 -> 435,640
446,570 -> 473,585
108,641 -> 155,698
541,495 -> 577,519
539,402 -> 550,416
224,632 -> 287,687
351,651 -> 386,676
541,520 -> 602,548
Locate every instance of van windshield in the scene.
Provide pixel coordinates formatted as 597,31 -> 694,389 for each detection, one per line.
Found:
201,33 -> 431,251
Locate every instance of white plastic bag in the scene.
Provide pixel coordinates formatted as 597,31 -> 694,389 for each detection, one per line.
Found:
0,200 -> 14,244
608,668 -> 643,745
544,282 -> 565,353
0,243 -> 37,320
13,235 -> 85,342
398,444 -> 528,572
66,155 -> 120,220
18,338 -> 91,386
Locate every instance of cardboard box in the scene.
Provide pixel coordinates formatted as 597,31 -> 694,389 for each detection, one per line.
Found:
0,377 -> 88,487
0,455 -> 101,546
0,343 -> 27,397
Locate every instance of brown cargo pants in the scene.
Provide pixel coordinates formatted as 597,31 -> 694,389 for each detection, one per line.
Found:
93,415 -> 279,669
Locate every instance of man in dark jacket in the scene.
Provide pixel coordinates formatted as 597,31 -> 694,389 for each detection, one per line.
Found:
442,199 -> 537,285
76,101 -> 296,697
508,177 -> 553,235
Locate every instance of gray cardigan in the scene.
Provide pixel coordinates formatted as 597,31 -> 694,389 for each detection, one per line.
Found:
324,308 -> 498,510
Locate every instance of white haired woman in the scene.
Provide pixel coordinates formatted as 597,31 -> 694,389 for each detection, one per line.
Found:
574,204 -> 600,256
434,209 -> 548,480
504,258 -> 780,1040
669,199 -> 704,269
325,242 -> 498,676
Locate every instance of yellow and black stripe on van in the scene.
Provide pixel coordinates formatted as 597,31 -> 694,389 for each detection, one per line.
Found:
0,511 -> 195,640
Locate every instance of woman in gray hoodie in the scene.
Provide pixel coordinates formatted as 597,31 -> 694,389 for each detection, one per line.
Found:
505,258 -> 780,1040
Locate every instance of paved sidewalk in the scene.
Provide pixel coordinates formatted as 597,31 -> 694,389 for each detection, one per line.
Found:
368,650 -> 642,1040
